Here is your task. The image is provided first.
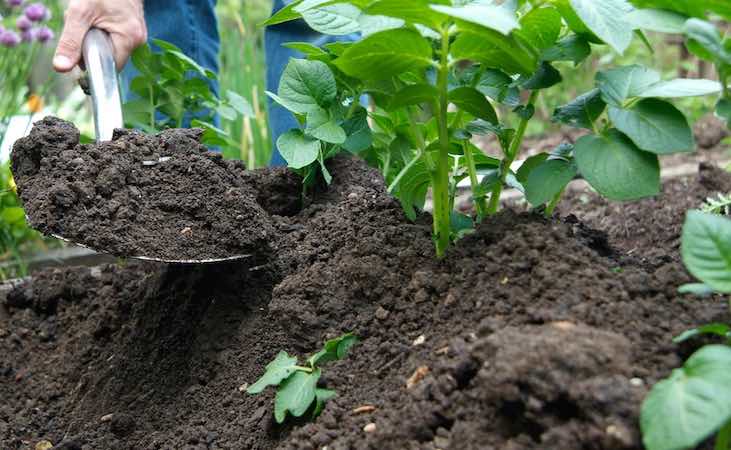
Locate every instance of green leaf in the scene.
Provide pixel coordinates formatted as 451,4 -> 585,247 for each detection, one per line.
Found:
716,98 -> 731,127
553,89 -> 607,129
569,0 -> 634,53
626,8 -> 687,33
475,69 -> 520,106
674,324 -> 731,344
306,108 -> 347,144
394,158 -> 431,220
283,42 -> 331,59
515,6 -> 563,51
430,3 -> 520,35
681,210 -> 731,293
342,107 -> 373,153
335,28 -> 433,80
608,99 -> 694,154
226,90 -> 254,117
525,159 -> 577,206
313,388 -> 337,417
542,34 -> 591,64
641,345 -> 731,450
677,283 -> 716,297
451,29 -> 537,75
520,62 -> 562,90
449,87 -> 498,124
516,153 -> 549,184
684,18 -> 731,65
274,369 -> 321,423
308,333 -> 359,367
638,79 -> 723,98
574,129 -> 660,201
1,206 -> 25,225
365,0 -> 447,30
278,59 -> 338,114
277,129 -> 321,169
247,351 -> 299,394
358,14 -> 405,37
596,65 -> 661,106
387,84 -> 440,110
302,3 -> 362,35
263,0 -> 304,26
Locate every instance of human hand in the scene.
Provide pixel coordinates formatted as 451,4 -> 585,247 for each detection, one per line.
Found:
53,0 -> 147,73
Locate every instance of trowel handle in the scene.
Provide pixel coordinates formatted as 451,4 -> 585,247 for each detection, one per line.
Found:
82,28 -> 124,142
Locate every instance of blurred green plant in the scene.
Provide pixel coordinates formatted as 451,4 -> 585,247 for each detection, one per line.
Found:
123,39 -> 254,153
0,162 -> 56,280
217,0 -> 272,167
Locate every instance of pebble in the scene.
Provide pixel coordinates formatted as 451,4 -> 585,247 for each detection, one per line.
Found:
100,413 -> 114,422
412,335 -> 426,346
374,307 -> 389,320
35,440 -> 53,450
238,383 -> 249,393
363,423 -> 376,433
629,377 -> 644,387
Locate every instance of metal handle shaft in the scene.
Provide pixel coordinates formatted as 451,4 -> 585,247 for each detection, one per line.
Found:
82,28 -> 123,142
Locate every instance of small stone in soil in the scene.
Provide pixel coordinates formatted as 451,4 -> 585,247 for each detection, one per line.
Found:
412,335 -> 426,346
363,423 -> 376,433
406,366 -> 430,389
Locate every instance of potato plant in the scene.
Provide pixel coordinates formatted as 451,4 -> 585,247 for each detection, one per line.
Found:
265,0 -> 722,258
247,333 -> 357,423
641,210 -> 731,450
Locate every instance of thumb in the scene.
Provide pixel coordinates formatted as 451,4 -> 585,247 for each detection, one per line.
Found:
53,14 -> 89,72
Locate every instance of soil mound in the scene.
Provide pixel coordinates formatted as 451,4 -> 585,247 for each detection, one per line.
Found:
11,117 -> 283,261
2,123 -> 730,449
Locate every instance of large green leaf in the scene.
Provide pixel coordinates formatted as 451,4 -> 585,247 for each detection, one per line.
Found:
553,89 -> 606,129
247,352 -> 299,394
574,129 -> 660,201
561,0 -> 635,54
608,99 -> 694,154
639,79 -> 722,98
301,3 -> 362,35
387,84 -> 440,110
335,28 -> 433,80
274,369 -> 321,423
451,29 -> 537,75
525,159 -> 577,206
449,87 -> 498,124
596,65 -> 661,106
277,129 -> 322,169
629,0 -> 731,20
625,8 -> 687,33
684,19 -> 731,65
681,210 -> 731,293
277,59 -> 338,114
430,2 -> 520,35
515,6 -> 563,51
365,0 -> 448,29
342,107 -> 373,153
641,345 -> 731,450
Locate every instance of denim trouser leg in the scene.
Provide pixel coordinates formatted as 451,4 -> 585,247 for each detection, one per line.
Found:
265,0 -> 359,166
120,0 -> 220,128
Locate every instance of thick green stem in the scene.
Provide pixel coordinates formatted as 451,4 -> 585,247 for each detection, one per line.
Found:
716,421 -> 731,450
387,152 -> 421,194
487,90 -> 540,215
432,27 -> 453,258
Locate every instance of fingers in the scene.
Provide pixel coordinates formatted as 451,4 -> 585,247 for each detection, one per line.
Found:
53,4 -> 90,72
109,20 -> 147,71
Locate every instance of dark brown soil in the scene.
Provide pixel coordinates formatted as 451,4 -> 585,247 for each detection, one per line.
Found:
10,117 -> 293,262
2,124 -> 730,450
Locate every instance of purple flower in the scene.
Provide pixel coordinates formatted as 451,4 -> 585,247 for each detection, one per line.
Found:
16,15 -> 32,31
35,26 -> 52,43
23,3 -> 47,22
5,0 -> 23,7
0,29 -> 21,47
20,28 -> 35,42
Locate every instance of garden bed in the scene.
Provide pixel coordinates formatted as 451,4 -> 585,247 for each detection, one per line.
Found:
1,126 -> 730,450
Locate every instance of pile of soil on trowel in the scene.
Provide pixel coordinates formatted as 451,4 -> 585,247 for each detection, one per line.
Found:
11,117 -> 289,261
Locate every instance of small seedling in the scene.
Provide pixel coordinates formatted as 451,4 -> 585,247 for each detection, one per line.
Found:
247,333 -> 358,423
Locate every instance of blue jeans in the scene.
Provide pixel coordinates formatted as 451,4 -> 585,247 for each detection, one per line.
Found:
122,0 -> 355,167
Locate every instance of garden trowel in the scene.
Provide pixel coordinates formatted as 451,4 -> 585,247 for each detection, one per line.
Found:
41,28 -> 251,264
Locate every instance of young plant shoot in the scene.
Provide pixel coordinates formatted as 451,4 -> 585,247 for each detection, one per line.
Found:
266,0 -> 716,258
247,333 -> 358,424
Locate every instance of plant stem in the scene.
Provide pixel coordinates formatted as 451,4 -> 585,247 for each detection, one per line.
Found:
293,365 -> 314,373
716,420 -> 731,450
387,152 -> 421,194
544,186 -> 566,218
487,90 -> 540,215
432,26 -> 453,258
463,143 -> 487,220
